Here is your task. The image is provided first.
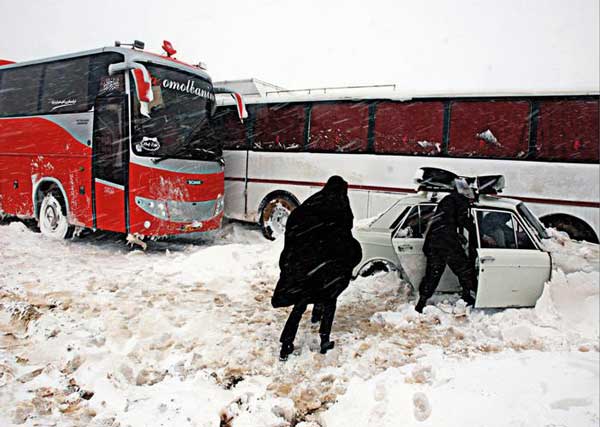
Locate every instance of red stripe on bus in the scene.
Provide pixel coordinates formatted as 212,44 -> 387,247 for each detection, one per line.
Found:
224,176 -> 600,209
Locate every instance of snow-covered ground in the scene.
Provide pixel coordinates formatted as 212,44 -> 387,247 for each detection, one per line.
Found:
0,220 -> 598,426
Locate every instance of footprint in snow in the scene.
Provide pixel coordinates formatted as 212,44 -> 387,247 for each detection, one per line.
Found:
413,392 -> 431,421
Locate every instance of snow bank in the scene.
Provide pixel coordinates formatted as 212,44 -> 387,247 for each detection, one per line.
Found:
321,351 -> 599,427
0,220 -> 598,426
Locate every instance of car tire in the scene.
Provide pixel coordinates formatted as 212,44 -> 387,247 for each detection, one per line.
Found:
39,191 -> 74,240
259,194 -> 298,240
541,215 -> 598,244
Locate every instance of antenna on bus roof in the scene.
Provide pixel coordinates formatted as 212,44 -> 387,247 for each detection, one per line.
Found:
114,40 -> 145,50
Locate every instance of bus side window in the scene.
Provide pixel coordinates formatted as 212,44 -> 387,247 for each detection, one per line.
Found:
0,65 -> 44,117
94,99 -> 126,185
213,106 -> 247,150
373,101 -> 445,156
447,100 -> 530,159
253,103 -> 304,151
89,53 -> 126,101
41,57 -> 90,114
308,102 -> 369,153
536,100 -> 599,163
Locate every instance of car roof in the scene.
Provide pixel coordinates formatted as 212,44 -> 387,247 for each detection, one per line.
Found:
392,192 -> 521,208
368,192 -> 523,229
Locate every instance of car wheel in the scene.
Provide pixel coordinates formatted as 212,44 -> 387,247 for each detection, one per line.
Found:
39,192 -> 74,240
260,194 -> 298,240
541,215 -> 598,244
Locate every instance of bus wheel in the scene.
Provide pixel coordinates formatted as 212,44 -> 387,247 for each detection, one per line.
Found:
541,214 -> 599,244
260,194 -> 298,240
39,191 -> 74,240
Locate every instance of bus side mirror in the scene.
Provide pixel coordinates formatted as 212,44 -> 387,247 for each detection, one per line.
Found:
109,61 -> 154,117
213,87 -> 247,123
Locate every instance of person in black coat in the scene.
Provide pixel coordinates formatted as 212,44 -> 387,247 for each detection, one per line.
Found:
272,176 -> 362,361
415,178 -> 477,313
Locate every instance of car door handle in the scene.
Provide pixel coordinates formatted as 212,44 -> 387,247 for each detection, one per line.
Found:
480,256 -> 495,263
397,244 -> 413,251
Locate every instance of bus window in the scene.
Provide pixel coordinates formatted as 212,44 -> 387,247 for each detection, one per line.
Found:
308,102 -> 369,153
90,53 -> 125,100
374,101 -> 444,155
0,65 -> 44,117
41,57 -> 90,114
93,97 -> 126,185
214,106 -> 247,149
253,104 -> 304,151
448,100 -> 530,159
536,100 -> 599,163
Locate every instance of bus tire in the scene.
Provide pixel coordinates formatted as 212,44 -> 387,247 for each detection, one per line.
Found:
259,192 -> 299,241
38,190 -> 74,240
540,214 -> 598,244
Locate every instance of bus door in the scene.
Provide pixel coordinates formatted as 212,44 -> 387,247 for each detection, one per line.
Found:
92,96 -> 128,232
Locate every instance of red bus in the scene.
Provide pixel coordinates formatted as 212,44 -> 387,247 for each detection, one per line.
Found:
0,41 -> 245,242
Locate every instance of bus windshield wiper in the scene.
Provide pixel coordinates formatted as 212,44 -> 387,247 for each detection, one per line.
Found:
151,146 -> 188,164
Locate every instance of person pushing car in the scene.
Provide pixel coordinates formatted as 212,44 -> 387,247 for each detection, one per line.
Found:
415,177 -> 477,313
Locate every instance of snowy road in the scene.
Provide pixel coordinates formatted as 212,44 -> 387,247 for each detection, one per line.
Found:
0,220 -> 598,426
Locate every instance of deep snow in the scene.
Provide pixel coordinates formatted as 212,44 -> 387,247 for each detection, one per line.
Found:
0,220 -> 598,426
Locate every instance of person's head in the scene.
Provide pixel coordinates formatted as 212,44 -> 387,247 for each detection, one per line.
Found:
485,212 -> 507,227
323,175 -> 348,194
454,177 -> 475,200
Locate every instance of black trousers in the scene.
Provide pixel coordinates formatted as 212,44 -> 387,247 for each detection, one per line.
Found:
280,299 -> 337,344
419,250 -> 476,300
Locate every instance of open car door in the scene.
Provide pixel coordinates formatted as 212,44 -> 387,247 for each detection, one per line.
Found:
391,203 -> 460,292
474,209 -> 551,308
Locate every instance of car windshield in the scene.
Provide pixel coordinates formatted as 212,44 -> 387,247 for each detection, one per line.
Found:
517,202 -> 549,240
132,64 -> 220,162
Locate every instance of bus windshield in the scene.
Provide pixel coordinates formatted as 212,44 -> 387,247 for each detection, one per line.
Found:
132,64 -> 220,162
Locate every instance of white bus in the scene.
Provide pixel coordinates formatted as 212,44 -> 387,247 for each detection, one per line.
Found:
214,90 -> 599,242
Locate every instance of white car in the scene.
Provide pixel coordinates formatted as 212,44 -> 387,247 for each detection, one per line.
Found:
353,174 -> 552,309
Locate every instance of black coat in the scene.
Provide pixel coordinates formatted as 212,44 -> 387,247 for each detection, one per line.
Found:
423,191 -> 473,256
271,176 -> 362,308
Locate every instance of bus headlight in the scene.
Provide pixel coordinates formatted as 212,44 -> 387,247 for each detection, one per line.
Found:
214,194 -> 224,216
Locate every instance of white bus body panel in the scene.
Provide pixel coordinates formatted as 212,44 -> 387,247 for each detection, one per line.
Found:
224,150 -> 599,236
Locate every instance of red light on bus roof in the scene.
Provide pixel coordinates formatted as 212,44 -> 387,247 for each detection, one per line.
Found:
0,59 -> 15,66
162,40 -> 177,57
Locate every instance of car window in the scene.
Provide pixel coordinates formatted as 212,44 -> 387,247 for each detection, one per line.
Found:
517,202 -> 549,240
515,219 -> 537,250
389,205 -> 411,230
477,210 -> 517,249
395,204 -> 436,238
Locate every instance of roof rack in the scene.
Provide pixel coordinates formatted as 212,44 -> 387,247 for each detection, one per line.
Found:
264,83 -> 396,96
415,167 -> 505,195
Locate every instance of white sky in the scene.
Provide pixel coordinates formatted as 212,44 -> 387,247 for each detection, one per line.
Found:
0,0 -> 598,92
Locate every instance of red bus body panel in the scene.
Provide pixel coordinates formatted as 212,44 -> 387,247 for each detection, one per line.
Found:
128,162 -> 224,236
0,116 -> 93,226
95,180 -> 126,232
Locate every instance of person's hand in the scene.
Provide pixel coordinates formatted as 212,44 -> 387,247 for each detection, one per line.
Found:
458,234 -> 468,245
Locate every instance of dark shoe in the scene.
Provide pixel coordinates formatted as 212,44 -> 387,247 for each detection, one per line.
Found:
279,343 -> 294,361
319,334 -> 335,354
462,293 -> 475,307
415,297 -> 427,313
